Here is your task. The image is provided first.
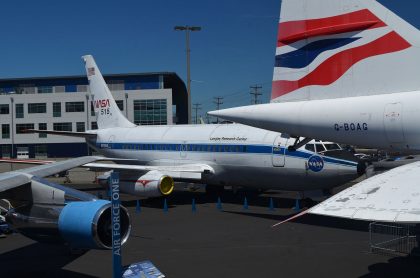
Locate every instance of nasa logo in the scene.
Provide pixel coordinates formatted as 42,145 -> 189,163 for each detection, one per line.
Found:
308,155 -> 324,172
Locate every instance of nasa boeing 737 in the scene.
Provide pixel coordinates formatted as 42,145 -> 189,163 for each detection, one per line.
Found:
210,0 -> 420,222
30,55 -> 363,198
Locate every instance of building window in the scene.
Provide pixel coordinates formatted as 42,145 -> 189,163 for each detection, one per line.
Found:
28,103 -> 47,114
0,104 -> 9,114
15,85 -> 35,94
16,123 -> 34,134
133,99 -> 167,125
53,122 -> 72,132
55,86 -> 65,93
38,86 -> 53,94
35,145 -> 47,157
90,102 -> 96,116
76,122 -> 85,132
116,100 -> 124,111
1,145 -> 11,158
91,122 -> 98,130
53,102 -> 61,117
15,104 -> 24,118
77,85 -> 88,92
65,101 -> 84,112
39,123 -> 47,138
2,124 -> 10,139
107,80 -> 124,91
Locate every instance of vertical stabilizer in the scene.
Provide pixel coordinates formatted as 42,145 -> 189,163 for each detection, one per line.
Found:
82,55 -> 135,129
271,0 -> 420,102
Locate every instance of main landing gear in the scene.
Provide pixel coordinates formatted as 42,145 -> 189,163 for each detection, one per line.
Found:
205,185 -> 225,195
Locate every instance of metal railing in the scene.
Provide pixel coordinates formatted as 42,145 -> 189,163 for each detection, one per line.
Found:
369,222 -> 420,256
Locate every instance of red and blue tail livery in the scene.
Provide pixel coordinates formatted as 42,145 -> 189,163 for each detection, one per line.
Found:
271,0 -> 420,102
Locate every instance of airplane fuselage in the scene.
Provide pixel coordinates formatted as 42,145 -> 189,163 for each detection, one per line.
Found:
211,91 -> 420,153
88,123 -> 359,191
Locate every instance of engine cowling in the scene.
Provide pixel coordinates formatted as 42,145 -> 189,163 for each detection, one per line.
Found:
122,170 -> 175,197
98,170 -> 175,197
58,200 -> 131,249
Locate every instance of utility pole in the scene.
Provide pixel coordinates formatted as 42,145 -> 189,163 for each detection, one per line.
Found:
250,84 -> 262,104
174,25 -> 202,124
192,103 -> 202,124
213,97 -> 224,123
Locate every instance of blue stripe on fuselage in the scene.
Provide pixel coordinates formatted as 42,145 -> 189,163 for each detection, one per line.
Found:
96,142 -> 357,168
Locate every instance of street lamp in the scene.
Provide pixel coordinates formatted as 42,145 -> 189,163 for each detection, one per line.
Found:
174,25 -> 201,124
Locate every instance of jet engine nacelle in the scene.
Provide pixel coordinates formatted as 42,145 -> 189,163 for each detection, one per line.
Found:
97,170 -> 175,197
6,199 -> 131,250
122,170 -> 175,197
58,200 -> 131,249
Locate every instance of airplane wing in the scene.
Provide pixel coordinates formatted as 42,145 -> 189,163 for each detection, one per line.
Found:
308,161 -> 420,223
83,162 -> 215,181
0,156 -> 103,194
0,158 -> 54,164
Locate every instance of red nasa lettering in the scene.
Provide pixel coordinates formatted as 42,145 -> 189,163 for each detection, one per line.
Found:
93,99 -> 110,109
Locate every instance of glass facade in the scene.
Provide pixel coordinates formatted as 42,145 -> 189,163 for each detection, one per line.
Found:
65,101 -> 84,112
53,102 -> 61,117
28,103 -> 47,114
16,103 -> 24,118
133,99 -> 167,125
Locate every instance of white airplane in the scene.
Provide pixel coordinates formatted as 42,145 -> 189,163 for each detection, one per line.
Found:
0,156 -> 131,249
209,0 -> 420,222
30,55 -> 363,198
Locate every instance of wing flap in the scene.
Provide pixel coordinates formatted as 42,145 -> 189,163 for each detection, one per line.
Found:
309,161 -> 420,223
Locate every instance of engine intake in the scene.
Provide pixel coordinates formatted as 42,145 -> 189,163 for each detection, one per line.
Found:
58,200 -> 131,249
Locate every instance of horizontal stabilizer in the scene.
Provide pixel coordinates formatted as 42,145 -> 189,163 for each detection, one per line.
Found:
25,129 -> 97,138
309,161 -> 420,223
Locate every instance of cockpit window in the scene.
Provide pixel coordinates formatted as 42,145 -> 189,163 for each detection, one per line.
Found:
315,144 -> 326,152
305,144 -> 315,152
324,143 -> 341,151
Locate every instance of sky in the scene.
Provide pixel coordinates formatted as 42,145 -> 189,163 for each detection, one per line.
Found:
0,0 -> 417,118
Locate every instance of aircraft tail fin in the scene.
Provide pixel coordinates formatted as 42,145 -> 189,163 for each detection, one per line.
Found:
82,55 -> 136,129
272,0 -> 420,102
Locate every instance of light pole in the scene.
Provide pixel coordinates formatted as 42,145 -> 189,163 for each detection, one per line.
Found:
174,25 -> 201,124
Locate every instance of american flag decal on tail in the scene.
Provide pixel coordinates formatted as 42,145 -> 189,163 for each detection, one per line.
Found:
88,67 -> 95,76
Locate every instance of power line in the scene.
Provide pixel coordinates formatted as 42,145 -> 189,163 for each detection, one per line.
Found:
213,97 -> 224,123
250,84 -> 262,104
192,103 -> 202,124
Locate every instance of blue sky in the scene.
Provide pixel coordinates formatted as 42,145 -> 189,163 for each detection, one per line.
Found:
0,0 -> 417,117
